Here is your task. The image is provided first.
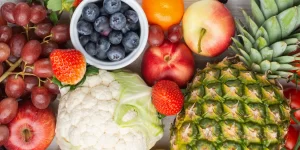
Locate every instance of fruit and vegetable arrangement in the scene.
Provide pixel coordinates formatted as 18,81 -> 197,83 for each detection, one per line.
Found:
0,0 -> 300,150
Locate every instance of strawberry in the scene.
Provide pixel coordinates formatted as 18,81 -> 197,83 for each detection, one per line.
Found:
49,49 -> 86,85
73,0 -> 82,7
152,80 -> 184,116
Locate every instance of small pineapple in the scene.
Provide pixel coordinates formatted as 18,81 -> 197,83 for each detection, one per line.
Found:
171,0 -> 300,149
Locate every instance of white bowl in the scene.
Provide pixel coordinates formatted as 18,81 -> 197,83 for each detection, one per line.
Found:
70,0 -> 148,70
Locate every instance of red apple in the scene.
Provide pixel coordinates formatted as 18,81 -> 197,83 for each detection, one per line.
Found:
4,100 -> 55,150
182,0 -> 235,57
142,41 -> 195,88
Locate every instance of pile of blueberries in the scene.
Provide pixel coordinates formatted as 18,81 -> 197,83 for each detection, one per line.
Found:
77,0 -> 140,62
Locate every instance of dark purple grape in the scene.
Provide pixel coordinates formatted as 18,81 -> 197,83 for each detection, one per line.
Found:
5,75 -> 25,99
1,2 -> 16,23
35,23 -> 53,39
21,40 -> 42,64
0,98 -> 18,124
13,2 -> 31,26
33,58 -> 53,78
9,33 -> 26,57
51,24 -> 70,43
41,41 -> 58,57
168,24 -> 183,43
0,26 -> 12,43
148,24 -> 164,47
31,86 -> 51,109
30,5 -> 47,24
0,63 -> 3,76
0,42 -> 10,62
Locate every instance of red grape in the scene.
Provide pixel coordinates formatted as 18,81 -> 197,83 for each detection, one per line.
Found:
44,80 -> 60,95
1,2 -> 16,24
13,2 -> 31,26
0,125 -> 9,146
148,24 -> 164,47
0,63 -> 3,76
51,24 -> 70,43
0,97 -> 18,124
0,42 -> 10,62
21,40 -> 41,64
9,33 -> 26,57
7,55 -> 18,63
0,11 -> 7,26
0,26 -> 12,43
35,23 -> 53,39
11,26 -> 24,35
41,41 -> 58,57
33,58 -> 53,78
5,75 -> 25,99
24,76 -> 39,93
30,5 -> 47,24
20,62 -> 33,73
168,24 -> 183,43
31,86 -> 51,109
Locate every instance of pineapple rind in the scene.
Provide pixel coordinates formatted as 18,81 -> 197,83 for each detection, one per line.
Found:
171,57 -> 289,149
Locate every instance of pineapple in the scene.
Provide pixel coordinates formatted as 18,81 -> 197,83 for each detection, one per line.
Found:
170,0 -> 300,149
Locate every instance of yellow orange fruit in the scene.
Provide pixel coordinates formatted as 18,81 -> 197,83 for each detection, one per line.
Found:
142,0 -> 184,31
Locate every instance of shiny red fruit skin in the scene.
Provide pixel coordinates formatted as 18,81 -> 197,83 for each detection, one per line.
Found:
152,80 -> 184,116
142,41 -> 195,88
33,58 -> 53,78
5,75 -> 25,99
4,100 -> 55,150
284,88 -> 300,124
285,125 -> 300,150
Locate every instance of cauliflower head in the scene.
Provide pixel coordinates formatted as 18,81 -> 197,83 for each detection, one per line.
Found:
55,70 -> 163,150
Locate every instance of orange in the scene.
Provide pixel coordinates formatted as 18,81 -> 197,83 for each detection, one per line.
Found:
142,0 -> 184,31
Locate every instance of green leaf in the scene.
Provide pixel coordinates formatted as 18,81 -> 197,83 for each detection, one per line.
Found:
62,0 -> 74,11
275,0 -> 293,12
250,48 -> 263,64
239,35 -> 253,53
27,0 -> 33,4
52,76 -> 63,87
85,66 -> 99,76
47,0 -> 62,11
263,16 -> 282,44
69,75 -> 86,91
260,0 -> 279,19
157,113 -> 166,119
251,0 -> 266,26
270,41 -> 287,57
255,37 -> 268,50
49,11 -> 59,25
277,7 -> 298,38
260,47 -> 273,61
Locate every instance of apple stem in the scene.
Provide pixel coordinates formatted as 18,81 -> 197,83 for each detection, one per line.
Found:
164,55 -> 171,62
23,129 -> 31,142
198,28 -> 206,53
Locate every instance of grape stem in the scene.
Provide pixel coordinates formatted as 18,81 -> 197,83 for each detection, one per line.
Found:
42,34 -> 52,44
0,58 -> 22,83
5,60 -> 13,67
23,25 -> 30,41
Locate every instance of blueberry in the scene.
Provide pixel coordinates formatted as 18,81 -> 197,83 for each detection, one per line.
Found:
96,51 -> 107,60
122,31 -> 139,51
107,46 -> 125,61
82,3 -> 100,22
121,24 -> 130,34
94,16 -> 110,33
96,37 -> 111,52
109,31 -> 123,45
99,7 -> 109,16
90,32 -> 101,43
119,2 -> 130,13
77,20 -> 93,35
110,13 -> 126,30
128,21 -> 140,30
103,0 -> 121,14
79,35 -> 90,46
124,10 -> 138,23
85,42 -> 97,56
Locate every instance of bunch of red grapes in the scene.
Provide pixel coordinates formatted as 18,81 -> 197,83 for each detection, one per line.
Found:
0,2 -> 70,146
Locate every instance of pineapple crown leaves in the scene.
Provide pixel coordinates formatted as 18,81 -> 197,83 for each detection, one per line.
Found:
231,0 -> 300,80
